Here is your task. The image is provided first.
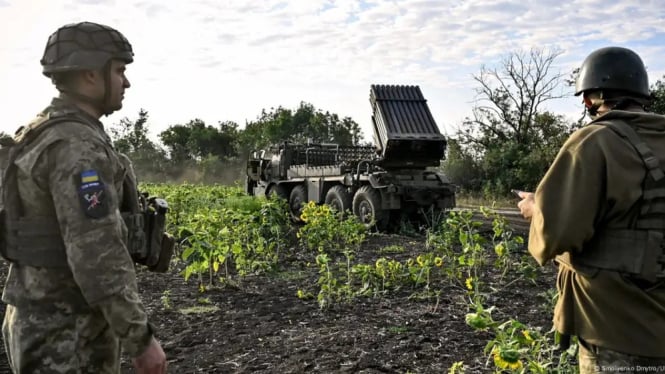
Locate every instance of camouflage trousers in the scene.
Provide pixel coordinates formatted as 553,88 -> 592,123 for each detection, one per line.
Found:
579,338 -> 665,374
2,304 -> 121,373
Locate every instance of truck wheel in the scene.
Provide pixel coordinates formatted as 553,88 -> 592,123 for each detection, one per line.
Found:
352,185 -> 387,229
325,185 -> 352,216
267,184 -> 288,200
289,185 -> 307,222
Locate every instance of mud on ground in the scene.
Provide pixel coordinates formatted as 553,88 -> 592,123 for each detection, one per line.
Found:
0,225 -> 561,374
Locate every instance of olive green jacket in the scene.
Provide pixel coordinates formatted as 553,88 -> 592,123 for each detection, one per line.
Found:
528,109 -> 665,357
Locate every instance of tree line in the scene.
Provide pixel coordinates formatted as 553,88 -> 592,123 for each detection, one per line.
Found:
78,47 -> 665,194
3,48 -> 664,197
109,102 -> 364,184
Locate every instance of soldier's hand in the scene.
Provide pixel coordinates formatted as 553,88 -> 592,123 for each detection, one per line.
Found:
516,191 -> 535,220
132,337 -> 167,374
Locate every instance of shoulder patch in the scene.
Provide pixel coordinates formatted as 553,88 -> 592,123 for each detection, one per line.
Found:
78,170 -> 109,218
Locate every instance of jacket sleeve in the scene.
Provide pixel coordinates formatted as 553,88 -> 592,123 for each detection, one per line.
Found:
46,137 -> 153,357
528,126 -> 609,265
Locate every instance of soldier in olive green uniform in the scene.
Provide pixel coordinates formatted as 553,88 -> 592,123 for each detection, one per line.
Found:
1,22 -> 167,373
518,47 -> 665,373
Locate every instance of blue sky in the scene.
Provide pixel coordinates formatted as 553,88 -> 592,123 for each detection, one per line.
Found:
1,0 -> 665,142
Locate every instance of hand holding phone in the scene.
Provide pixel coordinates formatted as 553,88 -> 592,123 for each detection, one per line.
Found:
511,189 -> 524,198
513,189 -> 535,219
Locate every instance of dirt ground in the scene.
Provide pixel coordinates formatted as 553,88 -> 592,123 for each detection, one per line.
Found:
0,222 -> 561,374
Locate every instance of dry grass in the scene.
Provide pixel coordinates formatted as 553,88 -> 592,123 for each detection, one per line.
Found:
455,191 -> 519,210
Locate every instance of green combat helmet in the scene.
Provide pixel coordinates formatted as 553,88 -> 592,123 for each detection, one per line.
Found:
40,21 -> 134,77
575,46 -> 650,99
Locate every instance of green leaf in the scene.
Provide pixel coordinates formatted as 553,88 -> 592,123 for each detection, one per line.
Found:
182,247 -> 195,260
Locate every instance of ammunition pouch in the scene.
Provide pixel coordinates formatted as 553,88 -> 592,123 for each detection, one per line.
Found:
122,212 -> 147,261
573,229 -> 665,283
122,191 -> 175,273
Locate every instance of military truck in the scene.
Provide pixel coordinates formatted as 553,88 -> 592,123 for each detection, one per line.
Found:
245,84 -> 456,229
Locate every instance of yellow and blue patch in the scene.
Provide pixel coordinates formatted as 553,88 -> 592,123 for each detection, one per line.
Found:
81,170 -> 100,184
78,170 -> 108,218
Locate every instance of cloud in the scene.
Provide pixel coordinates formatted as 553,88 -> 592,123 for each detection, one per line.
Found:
134,1 -> 168,17
73,0 -> 114,4
1,0 -> 665,139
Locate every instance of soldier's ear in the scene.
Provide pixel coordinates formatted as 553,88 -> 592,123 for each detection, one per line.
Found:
583,95 -> 593,108
81,69 -> 102,86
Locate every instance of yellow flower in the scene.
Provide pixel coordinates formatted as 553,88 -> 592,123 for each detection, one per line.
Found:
434,257 -> 443,267
494,243 -> 506,256
522,330 -> 533,343
297,290 -> 305,299
465,277 -> 474,290
416,255 -> 425,266
492,347 -> 522,370
506,360 -> 523,370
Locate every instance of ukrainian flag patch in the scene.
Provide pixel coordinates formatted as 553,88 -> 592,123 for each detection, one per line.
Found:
81,170 -> 100,183
78,169 -> 108,218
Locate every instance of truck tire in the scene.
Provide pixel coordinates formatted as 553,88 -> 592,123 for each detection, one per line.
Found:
267,184 -> 288,200
352,185 -> 387,229
289,185 -> 307,222
325,185 -> 352,216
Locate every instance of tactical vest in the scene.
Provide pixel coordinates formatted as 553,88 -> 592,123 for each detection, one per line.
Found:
0,111 -> 174,272
569,120 -> 665,285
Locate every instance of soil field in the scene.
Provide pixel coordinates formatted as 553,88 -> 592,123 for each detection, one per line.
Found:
0,213 -> 564,374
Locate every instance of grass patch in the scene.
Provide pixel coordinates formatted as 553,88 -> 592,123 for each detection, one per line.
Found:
378,245 -> 406,254
455,192 -> 517,209
179,305 -> 220,315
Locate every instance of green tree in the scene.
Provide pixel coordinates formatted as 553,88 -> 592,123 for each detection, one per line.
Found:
239,102 -> 363,151
111,108 -> 153,154
110,109 -> 168,180
159,119 -> 240,162
441,138 -> 482,192
648,76 -> 665,115
446,48 -> 576,196
158,124 -> 192,163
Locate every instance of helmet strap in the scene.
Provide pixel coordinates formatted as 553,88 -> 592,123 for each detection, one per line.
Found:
100,62 -> 113,116
55,63 -> 114,117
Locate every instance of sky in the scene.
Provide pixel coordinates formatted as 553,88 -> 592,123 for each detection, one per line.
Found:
2,0 -> 665,143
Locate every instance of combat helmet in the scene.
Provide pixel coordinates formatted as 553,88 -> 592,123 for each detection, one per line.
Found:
575,46 -> 649,98
41,21 -> 133,77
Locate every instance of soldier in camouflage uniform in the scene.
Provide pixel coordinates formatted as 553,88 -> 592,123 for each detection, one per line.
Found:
1,22 -> 167,373
517,47 -> 665,373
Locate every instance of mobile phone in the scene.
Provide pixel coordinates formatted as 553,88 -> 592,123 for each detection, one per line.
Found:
511,189 -> 524,198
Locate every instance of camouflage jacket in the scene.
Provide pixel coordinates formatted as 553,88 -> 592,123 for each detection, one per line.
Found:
1,97 -> 152,357
527,109 -> 665,357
